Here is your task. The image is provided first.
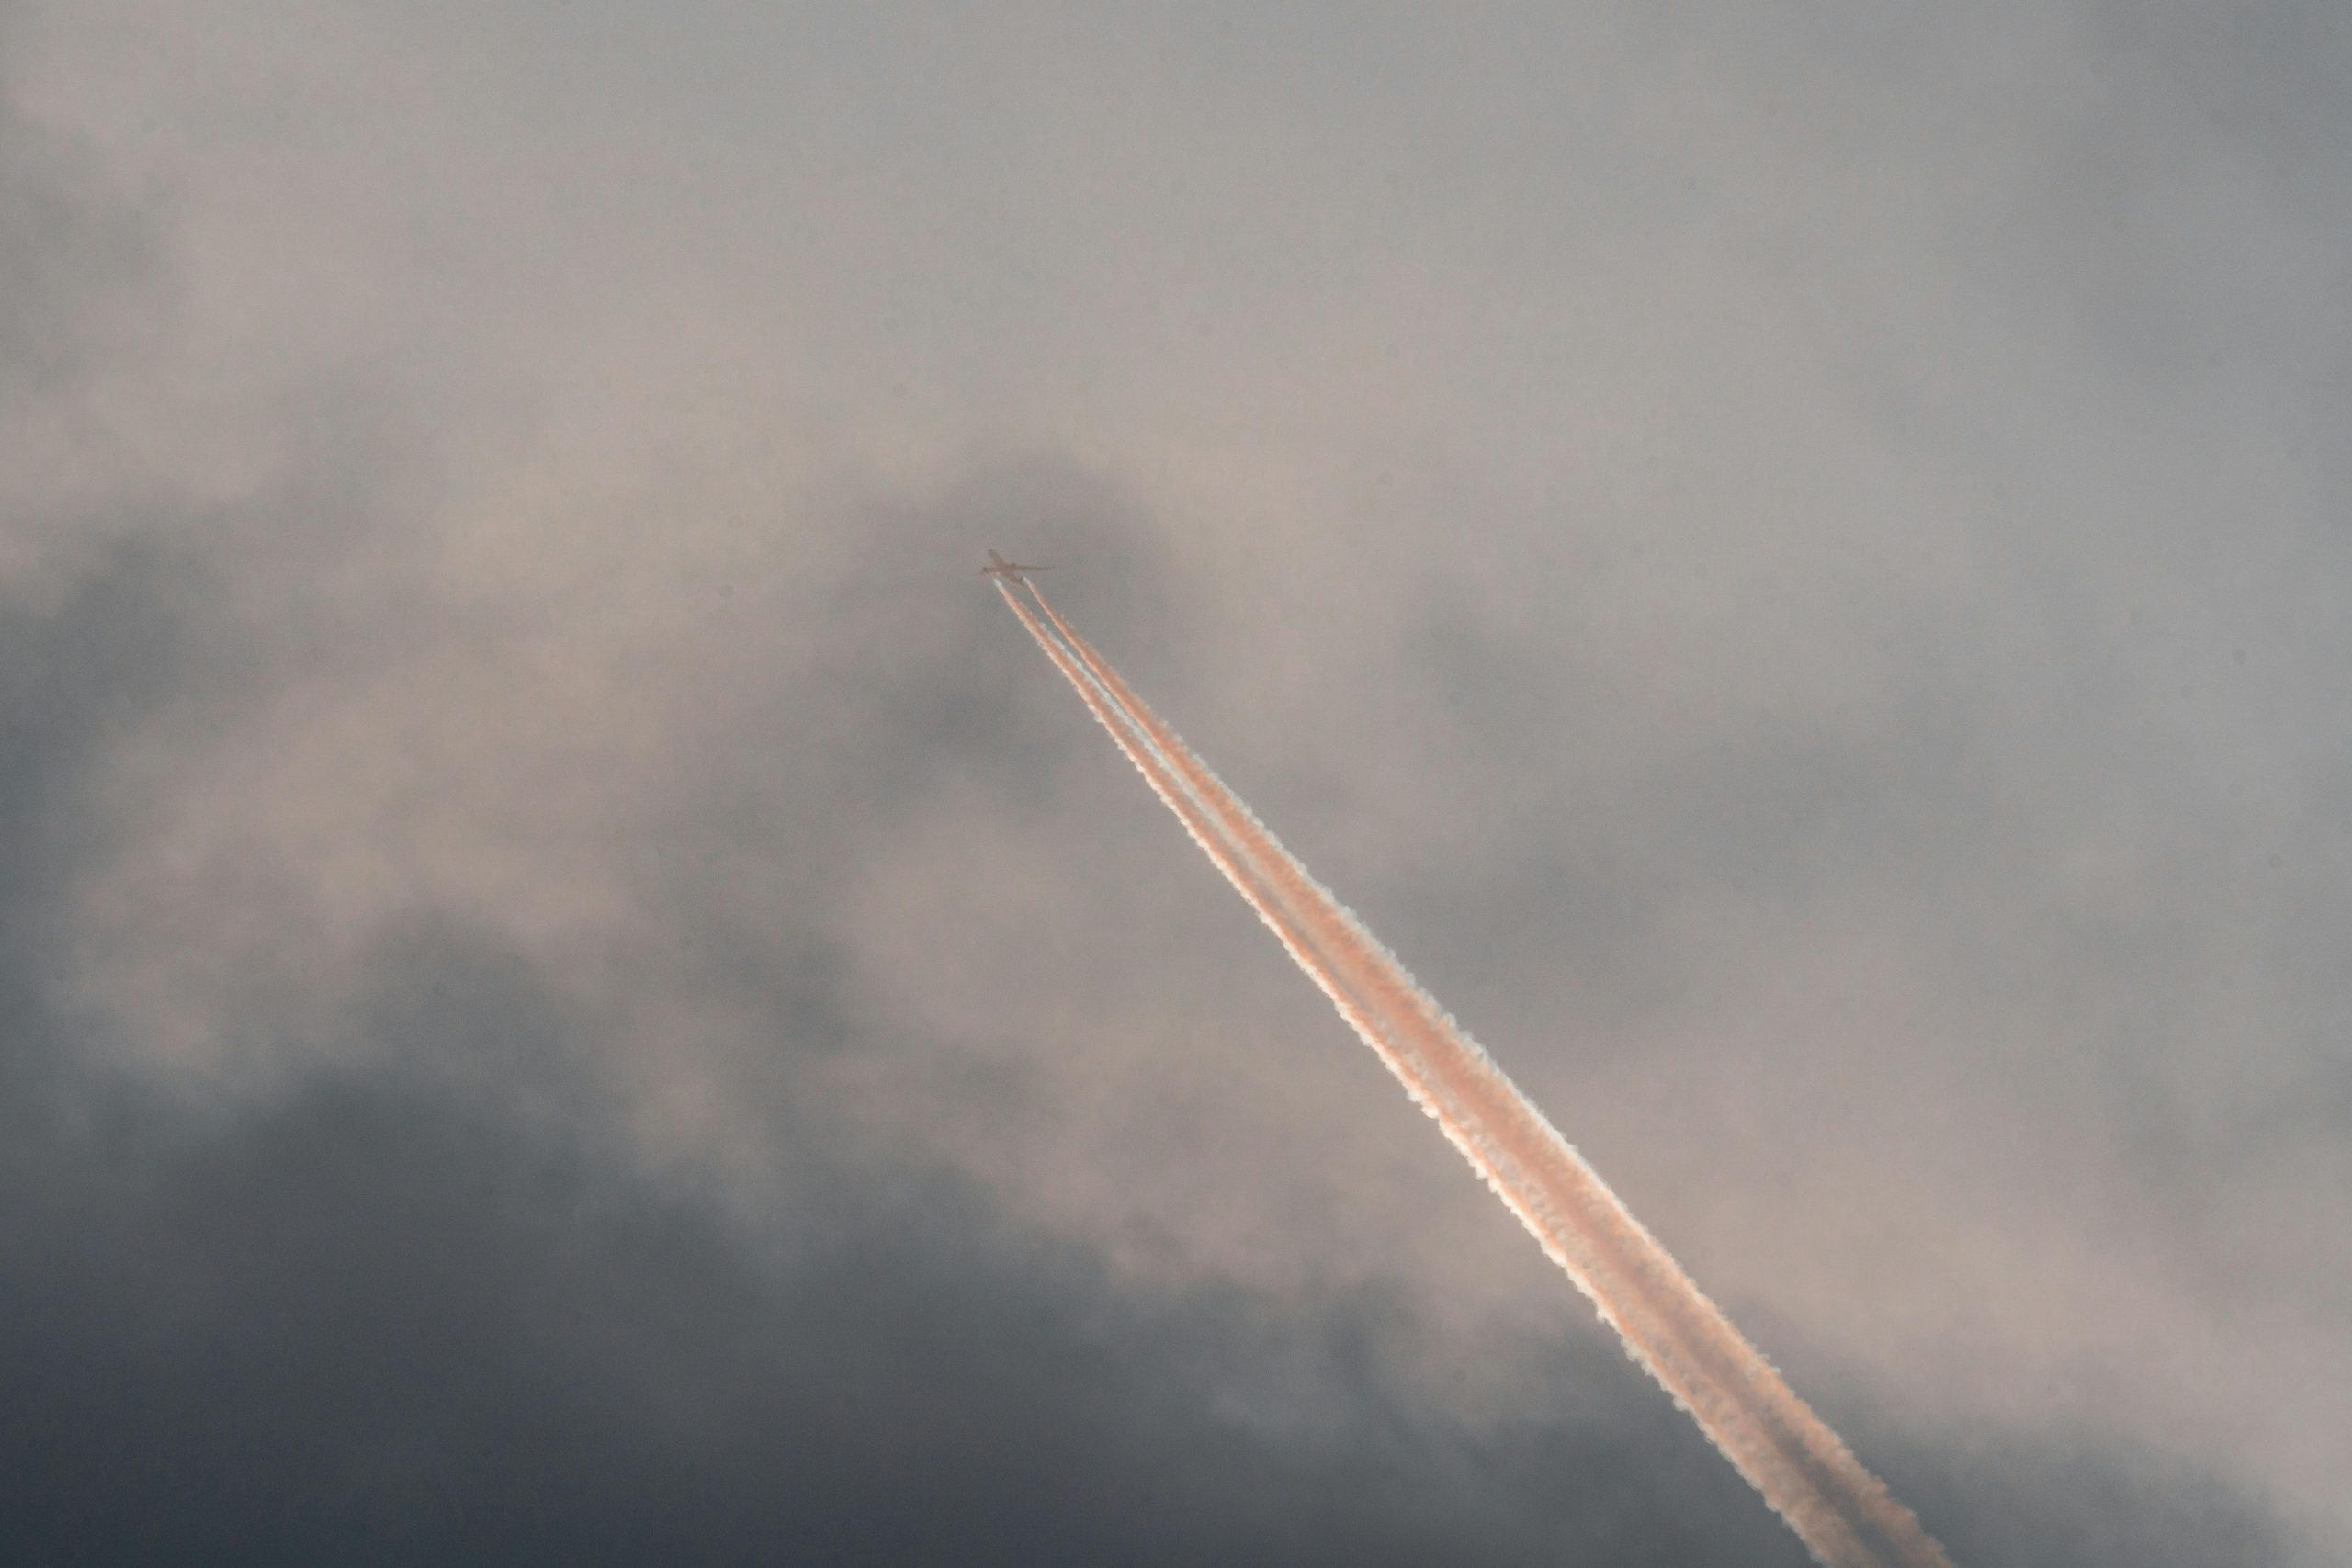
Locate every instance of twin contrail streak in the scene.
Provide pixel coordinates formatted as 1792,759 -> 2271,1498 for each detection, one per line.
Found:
999,579 -> 1956,1568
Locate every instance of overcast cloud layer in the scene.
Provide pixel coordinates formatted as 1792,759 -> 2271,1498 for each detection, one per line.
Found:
4,3 -> 2347,1562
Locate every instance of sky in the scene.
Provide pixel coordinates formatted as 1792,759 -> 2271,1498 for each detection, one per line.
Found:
3,3 -> 2347,1562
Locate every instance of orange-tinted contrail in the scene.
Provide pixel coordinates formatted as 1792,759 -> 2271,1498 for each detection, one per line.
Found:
994,582 -> 1374,1027
1002,579 -> 1956,1568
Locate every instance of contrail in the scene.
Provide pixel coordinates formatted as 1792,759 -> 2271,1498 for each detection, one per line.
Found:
1002,580 -> 1956,1568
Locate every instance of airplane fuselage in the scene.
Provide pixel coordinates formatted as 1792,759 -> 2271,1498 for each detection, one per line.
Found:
981,549 -> 1049,583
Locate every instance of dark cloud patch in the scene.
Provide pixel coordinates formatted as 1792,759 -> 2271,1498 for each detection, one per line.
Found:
0,536 -> 231,1190
0,919 -> 2319,1567
0,539 -> 210,908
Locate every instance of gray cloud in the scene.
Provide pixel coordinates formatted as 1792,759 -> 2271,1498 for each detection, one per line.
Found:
0,841 -> 2317,1567
5,2 -> 2349,1561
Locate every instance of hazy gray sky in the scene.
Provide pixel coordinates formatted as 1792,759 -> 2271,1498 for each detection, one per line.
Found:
4,3 -> 2347,1562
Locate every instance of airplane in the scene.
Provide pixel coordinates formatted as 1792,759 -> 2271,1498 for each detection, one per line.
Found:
980,549 -> 1050,583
